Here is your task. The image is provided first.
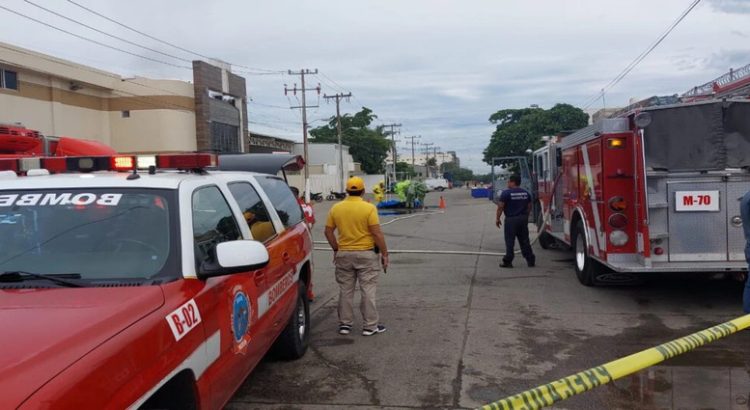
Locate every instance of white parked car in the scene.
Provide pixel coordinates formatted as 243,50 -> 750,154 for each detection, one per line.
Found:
424,178 -> 449,191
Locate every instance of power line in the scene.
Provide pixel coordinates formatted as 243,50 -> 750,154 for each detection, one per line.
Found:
582,0 -> 702,109
24,0 -> 190,64
249,100 -> 292,110
64,0 -> 284,74
0,4 -> 192,70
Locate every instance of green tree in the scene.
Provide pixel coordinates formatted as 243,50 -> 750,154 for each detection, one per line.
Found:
309,107 -> 391,174
483,104 -> 588,164
395,161 -> 416,179
442,162 -> 474,182
426,157 -> 437,167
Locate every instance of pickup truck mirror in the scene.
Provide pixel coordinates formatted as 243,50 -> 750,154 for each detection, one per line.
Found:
199,240 -> 269,278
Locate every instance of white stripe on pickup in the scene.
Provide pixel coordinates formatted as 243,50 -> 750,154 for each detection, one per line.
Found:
128,331 -> 220,409
257,270 -> 300,318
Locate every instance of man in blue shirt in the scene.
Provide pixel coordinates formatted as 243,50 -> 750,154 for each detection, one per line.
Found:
496,175 -> 536,268
740,191 -> 750,313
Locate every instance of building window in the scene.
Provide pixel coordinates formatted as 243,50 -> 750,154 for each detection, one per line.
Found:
1,69 -> 18,90
210,122 -> 240,153
121,110 -> 130,118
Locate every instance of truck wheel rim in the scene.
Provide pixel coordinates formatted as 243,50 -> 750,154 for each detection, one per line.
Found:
576,235 -> 586,271
297,299 -> 306,340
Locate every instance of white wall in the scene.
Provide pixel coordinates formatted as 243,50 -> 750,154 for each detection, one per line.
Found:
110,109 -> 196,153
362,174 -> 385,190
287,174 -> 340,195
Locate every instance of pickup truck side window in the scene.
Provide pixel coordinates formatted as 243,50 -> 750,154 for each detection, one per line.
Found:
192,185 -> 241,270
228,182 -> 277,242
255,176 -> 303,228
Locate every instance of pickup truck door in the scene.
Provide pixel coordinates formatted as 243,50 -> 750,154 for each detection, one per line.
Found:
189,185 -> 268,408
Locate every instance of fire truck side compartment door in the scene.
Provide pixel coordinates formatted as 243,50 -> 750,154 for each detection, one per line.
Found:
726,175 -> 750,261
667,180 -> 727,262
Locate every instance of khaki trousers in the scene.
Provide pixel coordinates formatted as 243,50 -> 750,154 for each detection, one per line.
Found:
335,250 -> 380,329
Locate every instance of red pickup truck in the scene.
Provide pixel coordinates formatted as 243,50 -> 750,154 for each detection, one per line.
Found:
0,153 -> 313,409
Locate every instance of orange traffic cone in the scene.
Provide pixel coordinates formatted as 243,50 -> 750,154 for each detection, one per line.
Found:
439,196 -> 446,209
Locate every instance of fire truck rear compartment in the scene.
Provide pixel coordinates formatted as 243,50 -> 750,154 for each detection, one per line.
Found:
647,172 -> 750,267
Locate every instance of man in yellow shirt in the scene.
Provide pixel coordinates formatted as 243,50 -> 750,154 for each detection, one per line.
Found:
325,176 -> 389,336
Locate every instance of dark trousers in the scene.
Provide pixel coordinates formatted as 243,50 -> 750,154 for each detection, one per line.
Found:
503,215 -> 535,264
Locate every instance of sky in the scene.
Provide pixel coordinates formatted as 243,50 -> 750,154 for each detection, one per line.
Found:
1,0 -> 749,173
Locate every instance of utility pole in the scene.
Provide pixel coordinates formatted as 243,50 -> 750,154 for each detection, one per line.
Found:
433,146 -> 441,178
323,92 -> 352,192
420,142 -> 434,178
285,69 -> 320,202
403,135 -> 421,169
382,123 -> 401,186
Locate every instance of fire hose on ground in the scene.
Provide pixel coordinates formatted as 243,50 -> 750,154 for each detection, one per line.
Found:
312,205 -> 553,256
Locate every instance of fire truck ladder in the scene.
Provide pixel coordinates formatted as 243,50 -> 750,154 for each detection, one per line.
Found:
682,62 -> 750,100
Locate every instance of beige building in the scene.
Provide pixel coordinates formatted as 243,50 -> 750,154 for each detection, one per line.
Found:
0,41 -> 198,153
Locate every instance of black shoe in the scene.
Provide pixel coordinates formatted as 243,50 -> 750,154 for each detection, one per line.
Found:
527,261 -> 536,267
338,324 -> 352,335
500,261 -> 513,268
362,325 -> 386,336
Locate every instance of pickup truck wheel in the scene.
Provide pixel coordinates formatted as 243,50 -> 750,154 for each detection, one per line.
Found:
574,221 -> 598,287
273,282 -> 310,360
436,187 -> 445,192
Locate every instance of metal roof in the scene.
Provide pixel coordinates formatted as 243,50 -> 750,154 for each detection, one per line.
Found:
558,118 -> 630,150
217,153 -> 305,175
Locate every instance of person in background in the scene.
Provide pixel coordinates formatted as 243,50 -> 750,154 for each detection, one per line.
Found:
290,186 -> 315,228
325,176 -> 389,336
373,181 -> 386,204
496,174 -> 536,268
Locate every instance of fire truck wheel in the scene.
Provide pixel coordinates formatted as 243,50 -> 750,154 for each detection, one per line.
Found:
574,220 -> 597,286
535,210 -> 555,249
273,282 -> 310,360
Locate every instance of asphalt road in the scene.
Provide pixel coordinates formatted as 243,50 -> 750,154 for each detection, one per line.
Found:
227,188 -> 750,410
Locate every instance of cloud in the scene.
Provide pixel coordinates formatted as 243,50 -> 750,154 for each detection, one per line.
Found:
1,0 -> 749,172
707,0 -> 750,14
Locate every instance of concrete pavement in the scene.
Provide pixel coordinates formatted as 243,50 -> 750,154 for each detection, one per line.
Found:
228,188 -> 750,410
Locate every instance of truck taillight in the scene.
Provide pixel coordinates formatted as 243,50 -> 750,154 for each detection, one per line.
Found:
608,196 -> 627,212
607,138 -> 625,149
608,213 -> 628,229
609,230 -> 629,246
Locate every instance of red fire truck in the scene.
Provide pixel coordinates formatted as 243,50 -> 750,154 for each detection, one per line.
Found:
0,123 -> 115,158
533,99 -> 750,285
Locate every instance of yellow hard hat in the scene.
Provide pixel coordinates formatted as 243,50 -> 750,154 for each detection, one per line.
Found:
346,176 -> 365,192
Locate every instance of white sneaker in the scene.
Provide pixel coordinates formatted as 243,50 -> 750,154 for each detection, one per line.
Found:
362,325 -> 386,336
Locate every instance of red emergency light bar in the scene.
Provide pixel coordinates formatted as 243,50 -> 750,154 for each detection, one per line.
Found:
154,153 -> 216,170
0,158 -> 19,172
0,153 -> 216,175
39,156 -> 137,173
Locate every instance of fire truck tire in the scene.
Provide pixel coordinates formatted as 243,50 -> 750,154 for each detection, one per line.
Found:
273,282 -> 310,360
574,220 -> 597,286
535,210 -> 555,250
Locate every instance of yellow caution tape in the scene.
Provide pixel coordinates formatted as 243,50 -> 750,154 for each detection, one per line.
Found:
479,314 -> 750,410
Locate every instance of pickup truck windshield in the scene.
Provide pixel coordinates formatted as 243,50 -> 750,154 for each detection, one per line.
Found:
0,189 -> 178,283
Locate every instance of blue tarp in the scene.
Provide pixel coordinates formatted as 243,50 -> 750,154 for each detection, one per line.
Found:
376,199 -> 422,209
471,188 -> 490,198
